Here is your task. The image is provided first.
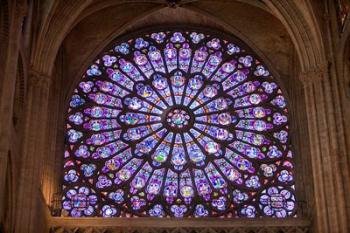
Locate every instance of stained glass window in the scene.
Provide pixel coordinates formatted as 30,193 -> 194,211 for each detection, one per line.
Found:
62,28 -> 296,218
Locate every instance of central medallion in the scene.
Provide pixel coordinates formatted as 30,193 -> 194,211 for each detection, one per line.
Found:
164,106 -> 193,132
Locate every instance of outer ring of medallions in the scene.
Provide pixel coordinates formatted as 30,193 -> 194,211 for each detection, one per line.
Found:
162,105 -> 195,133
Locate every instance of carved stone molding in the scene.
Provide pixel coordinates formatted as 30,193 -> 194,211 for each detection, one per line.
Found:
165,0 -> 199,8
50,226 -> 310,233
28,69 -> 51,89
49,218 -> 310,233
298,66 -> 326,85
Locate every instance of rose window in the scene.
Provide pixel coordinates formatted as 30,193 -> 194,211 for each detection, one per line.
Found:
63,28 -> 296,218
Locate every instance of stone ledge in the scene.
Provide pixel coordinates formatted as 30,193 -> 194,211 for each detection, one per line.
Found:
49,217 -> 310,228
50,226 -> 309,233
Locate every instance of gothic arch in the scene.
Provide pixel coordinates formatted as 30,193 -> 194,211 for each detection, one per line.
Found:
262,0 -> 326,72
22,1 -> 348,232
13,53 -> 26,129
55,3 -> 311,222
2,151 -> 15,233
0,0 -> 13,228
64,5 -> 292,106
30,1 -> 324,77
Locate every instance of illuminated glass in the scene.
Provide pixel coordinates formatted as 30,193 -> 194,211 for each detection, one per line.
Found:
63,29 -> 296,218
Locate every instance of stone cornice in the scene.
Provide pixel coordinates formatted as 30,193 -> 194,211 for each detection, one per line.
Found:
50,226 -> 310,233
49,217 -> 310,229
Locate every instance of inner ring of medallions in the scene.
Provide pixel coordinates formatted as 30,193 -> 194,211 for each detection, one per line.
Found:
163,105 -> 195,133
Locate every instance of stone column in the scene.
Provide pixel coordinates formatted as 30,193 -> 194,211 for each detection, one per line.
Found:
0,1 -> 26,226
14,70 -> 51,233
41,57 -> 64,209
300,69 -> 349,233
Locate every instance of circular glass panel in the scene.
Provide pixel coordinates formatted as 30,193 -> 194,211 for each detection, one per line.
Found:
63,28 -> 295,218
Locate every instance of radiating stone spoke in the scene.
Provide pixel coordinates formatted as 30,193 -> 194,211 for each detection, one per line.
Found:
63,29 -> 295,218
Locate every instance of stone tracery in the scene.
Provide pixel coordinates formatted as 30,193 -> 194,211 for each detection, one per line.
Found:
63,28 -> 295,218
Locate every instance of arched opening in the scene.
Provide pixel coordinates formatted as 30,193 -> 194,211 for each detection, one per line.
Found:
12,54 -> 25,129
1,151 -> 13,233
0,0 -> 10,231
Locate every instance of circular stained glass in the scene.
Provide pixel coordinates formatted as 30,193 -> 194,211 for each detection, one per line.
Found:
63,28 -> 296,218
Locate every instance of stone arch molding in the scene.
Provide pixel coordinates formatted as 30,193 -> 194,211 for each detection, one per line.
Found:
64,5 -> 291,105
31,0 -> 325,79
261,0 -> 326,74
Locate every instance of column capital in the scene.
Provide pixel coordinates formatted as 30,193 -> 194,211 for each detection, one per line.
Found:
298,65 -> 327,85
28,69 -> 51,89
